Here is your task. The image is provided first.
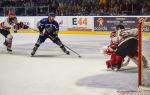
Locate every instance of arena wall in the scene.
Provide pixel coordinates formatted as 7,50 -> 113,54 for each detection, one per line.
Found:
0,16 -> 150,36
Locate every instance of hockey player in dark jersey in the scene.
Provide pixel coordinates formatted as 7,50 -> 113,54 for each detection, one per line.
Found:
31,12 -> 70,56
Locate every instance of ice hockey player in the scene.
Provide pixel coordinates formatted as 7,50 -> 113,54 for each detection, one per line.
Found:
105,24 -> 149,71
101,30 -> 130,67
0,10 -> 29,53
31,12 -> 70,56
0,10 -> 18,52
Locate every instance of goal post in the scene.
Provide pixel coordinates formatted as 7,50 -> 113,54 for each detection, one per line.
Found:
138,17 -> 145,86
138,17 -> 150,88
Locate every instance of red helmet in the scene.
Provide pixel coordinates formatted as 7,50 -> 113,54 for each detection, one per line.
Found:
8,9 -> 15,18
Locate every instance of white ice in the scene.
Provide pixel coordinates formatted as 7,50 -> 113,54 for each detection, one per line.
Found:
0,33 -> 149,95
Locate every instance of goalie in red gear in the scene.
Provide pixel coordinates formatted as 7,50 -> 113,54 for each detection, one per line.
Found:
106,25 -> 138,71
106,24 -> 149,71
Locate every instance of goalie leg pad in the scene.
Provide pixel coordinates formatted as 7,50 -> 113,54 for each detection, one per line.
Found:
130,56 -> 149,68
106,53 -> 124,69
131,57 -> 138,65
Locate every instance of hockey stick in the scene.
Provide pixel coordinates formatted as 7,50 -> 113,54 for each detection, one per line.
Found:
29,28 -> 38,32
48,35 -> 82,58
30,28 -> 82,58
62,44 -> 82,58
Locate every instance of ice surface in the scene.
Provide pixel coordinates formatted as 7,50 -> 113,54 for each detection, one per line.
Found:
0,33 -> 149,95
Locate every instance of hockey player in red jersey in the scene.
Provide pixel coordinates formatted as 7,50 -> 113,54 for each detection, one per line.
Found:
105,25 -> 149,71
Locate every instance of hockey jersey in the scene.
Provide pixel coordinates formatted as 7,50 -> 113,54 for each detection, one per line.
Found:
0,18 -> 16,30
110,28 -> 138,46
37,18 -> 59,34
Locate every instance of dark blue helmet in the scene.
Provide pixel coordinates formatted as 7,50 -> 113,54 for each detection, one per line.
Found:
48,12 -> 56,17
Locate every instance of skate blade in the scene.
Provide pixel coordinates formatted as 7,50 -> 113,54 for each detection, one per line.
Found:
30,55 -> 34,57
112,68 -> 119,72
107,68 -> 112,71
30,53 -> 35,57
7,51 -> 13,54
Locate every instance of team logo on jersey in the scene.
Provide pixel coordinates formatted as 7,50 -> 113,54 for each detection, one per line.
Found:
45,24 -> 53,31
97,17 -> 104,26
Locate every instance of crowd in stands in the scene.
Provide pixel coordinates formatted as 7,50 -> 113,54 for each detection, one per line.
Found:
0,0 -> 149,16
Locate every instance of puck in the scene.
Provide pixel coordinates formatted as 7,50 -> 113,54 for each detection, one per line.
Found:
78,56 -> 82,58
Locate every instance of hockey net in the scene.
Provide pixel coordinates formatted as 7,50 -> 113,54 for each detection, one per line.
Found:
138,17 -> 150,88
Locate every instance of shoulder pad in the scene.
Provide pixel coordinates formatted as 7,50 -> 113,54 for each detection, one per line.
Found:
40,18 -> 48,23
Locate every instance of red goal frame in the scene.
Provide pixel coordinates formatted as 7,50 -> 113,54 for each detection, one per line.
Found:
138,17 -> 145,87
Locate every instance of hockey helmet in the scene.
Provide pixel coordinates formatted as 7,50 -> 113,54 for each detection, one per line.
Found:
48,12 -> 56,17
116,24 -> 125,30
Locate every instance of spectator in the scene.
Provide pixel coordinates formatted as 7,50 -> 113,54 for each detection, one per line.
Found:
0,0 -> 149,16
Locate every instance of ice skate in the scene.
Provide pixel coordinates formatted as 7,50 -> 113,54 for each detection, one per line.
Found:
61,46 -> 70,55
111,64 -> 122,72
31,46 -> 38,56
64,50 -> 70,55
7,48 -> 12,53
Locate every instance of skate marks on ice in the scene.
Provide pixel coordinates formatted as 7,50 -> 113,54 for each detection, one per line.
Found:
0,34 -> 110,58
76,72 -> 138,91
0,46 -> 67,58
0,40 -> 104,58
119,67 -> 138,73
105,67 -> 138,73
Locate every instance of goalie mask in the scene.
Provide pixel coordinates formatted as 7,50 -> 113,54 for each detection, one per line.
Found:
116,24 -> 125,30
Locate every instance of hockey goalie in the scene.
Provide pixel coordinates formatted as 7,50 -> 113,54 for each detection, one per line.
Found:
102,24 -> 149,71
